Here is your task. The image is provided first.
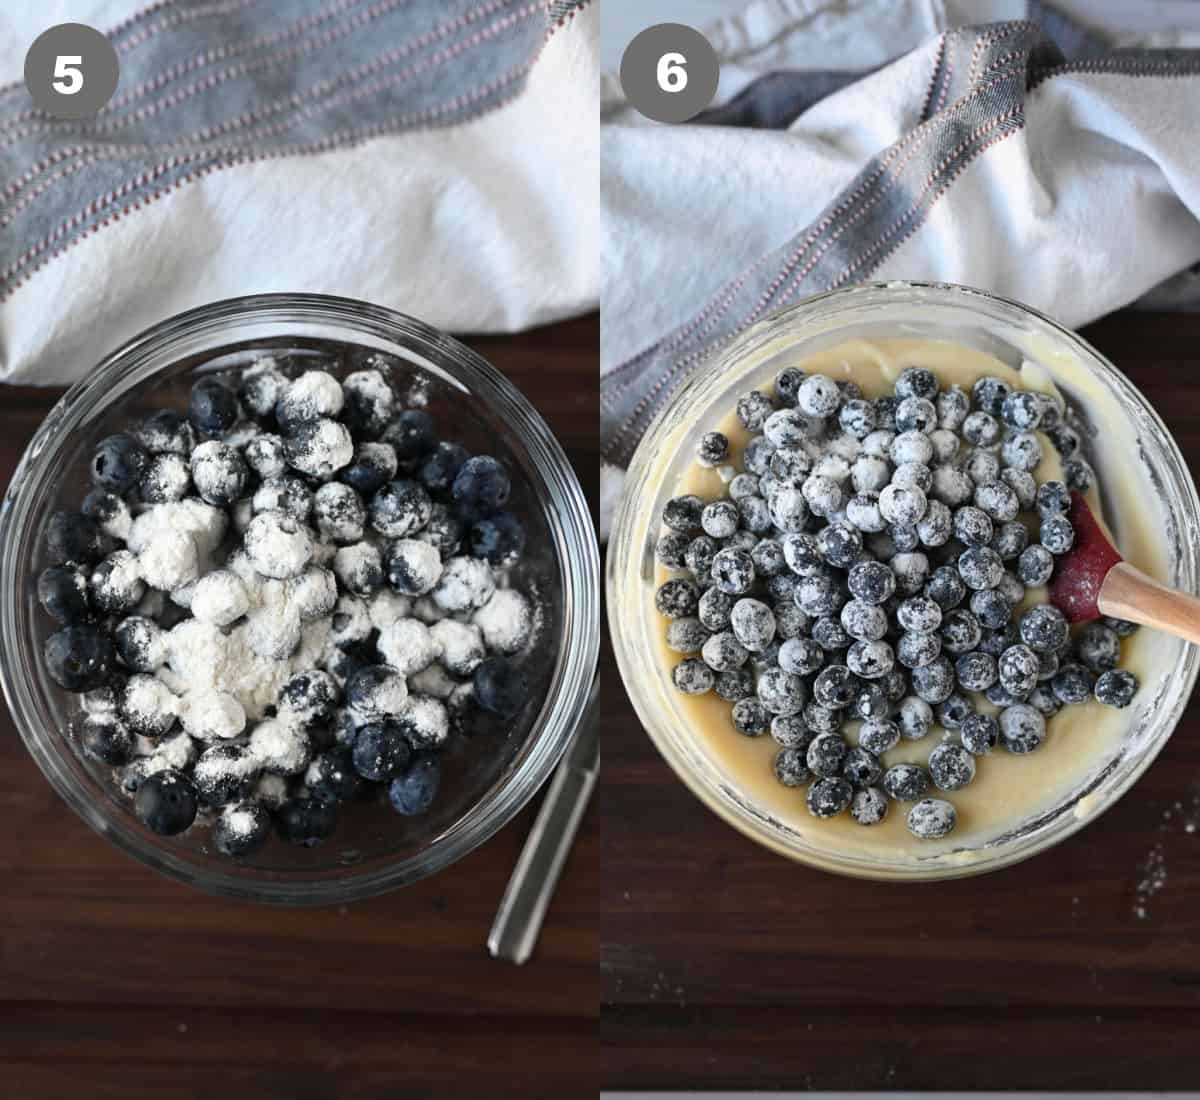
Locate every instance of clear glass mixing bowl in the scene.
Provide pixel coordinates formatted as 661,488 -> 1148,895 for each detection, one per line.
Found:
608,282 -> 1200,881
0,293 -> 599,903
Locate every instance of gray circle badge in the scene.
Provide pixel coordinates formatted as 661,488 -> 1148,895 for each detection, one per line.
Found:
619,23 -> 719,124
24,23 -> 120,120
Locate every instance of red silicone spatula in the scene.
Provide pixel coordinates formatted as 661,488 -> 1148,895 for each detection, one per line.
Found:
1048,491 -> 1200,643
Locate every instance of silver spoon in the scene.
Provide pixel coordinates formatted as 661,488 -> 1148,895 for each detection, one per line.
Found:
488,673 -> 599,964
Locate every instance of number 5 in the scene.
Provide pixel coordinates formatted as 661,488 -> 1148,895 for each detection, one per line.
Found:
657,52 -> 687,93
52,55 -> 83,95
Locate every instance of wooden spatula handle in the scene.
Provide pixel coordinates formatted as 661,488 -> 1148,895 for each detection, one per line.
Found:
1098,562 -> 1200,646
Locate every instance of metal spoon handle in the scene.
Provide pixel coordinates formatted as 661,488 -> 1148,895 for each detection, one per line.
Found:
488,676 -> 599,964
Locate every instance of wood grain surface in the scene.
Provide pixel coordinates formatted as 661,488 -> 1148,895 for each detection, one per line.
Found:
0,314 -> 599,1100
601,310 -> 1200,1092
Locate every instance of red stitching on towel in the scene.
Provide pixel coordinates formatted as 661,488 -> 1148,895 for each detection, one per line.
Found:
0,55 -> 542,303
920,33 -> 948,121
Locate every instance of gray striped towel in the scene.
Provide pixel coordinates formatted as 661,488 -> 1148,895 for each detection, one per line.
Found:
0,0 -> 597,383
600,0 -> 1200,490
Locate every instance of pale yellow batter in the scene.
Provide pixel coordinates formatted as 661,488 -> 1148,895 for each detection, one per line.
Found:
650,338 -> 1167,859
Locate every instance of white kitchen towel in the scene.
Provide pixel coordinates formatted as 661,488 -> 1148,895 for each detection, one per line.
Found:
0,0 -> 598,385
600,0 -> 1200,485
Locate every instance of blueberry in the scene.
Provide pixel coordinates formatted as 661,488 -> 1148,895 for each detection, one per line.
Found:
960,712 -> 999,755
729,473 -> 761,501
897,631 -> 941,670
1015,544 -> 1053,588
839,399 -> 877,439
970,588 -> 1010,630
1001,390 -> 1044,430
44,625 -> 115,692
473,657 -> 530,718
655,579 -> 700,619
351,720 -> 413,781
45,511 -> 108,565
850,680 -> 889,721
730,598 -> 776,652
279,669 -> 339,727
842,746 -> 882,786
895,396 -> 937,434
804,702 -> 842,735
80,715 -> 133,765
955,650 -> 998,692
190,441 -> 248,507
1103,616 -> 1140,638
813,664 -> 856,709
701,632 -> 748,672
307,747 -> 364,803
1094,669 -> 1138,708
340,442 -> 399,496
341,369 -> 395,439
452,455 -> 511,519
697,587 -> 735,632
848,561 -> 896,605
369,479 -> 433,539
767,572 -> 800,605
796,572 -> 845,618
851,787 -> 889,826
38,564 -> 90,624
213,802 -> 272,858
841,600 -> 888,643
778,637 -> 824,676
419,441 -> 471,493
750,538 -> 787,578
711,548 -> 755,595
193,744 -> 259,806
1019,605 -> 1068,653
138,409 -> 195,456
895,367 -> 938,401
737,390 -> 775,430
773,747 -> 810,786
896,595 -> 942,634
874,396 -> 900,431
665,618 -> 708,655
940,609 -> 982,655
1076,622 -> 1120,672
858,718 -> 900,755
999,643 -> 1040,696
1000,432 -> 1042,472
1064,458 -> 1094,492
655,532 -> 690,570
928,742 -> 976,792
937,385 -> 970,429
1051,662 -> 1094,705
1040,514 -> 1075,555
695,431 -> 729,468
958,546 -> 1004,591
742,437 -> 776,475
817,522 -> 862,568
382,755 -> 442,816
90,433 -> 149,493
972,376 -> 1011,416
806,732 -> 848,778
846,639 -> 894,680
991,522 -> 1028,562
712,666 -> 750,700
962,411 -> 1000,446
774,368 -> 806,407
897,696 -> 933,740
276,797 -> 339,846
732,698 -> 770,736
189,377 -> 239,435
883,763 -> 929,801
417,503 -> 463,560
911,655 -> 955,704
757,666 -> 806,716
134,769 -> 198,835
1049,424 -> 1081,458
807,777 -> 853,819
999,703 -> 1046,753
468,512 -> 526,568
770,714 -> 811,749
90,551 -> 146,614
907,798 -> 956,839
925,565 -> 966,611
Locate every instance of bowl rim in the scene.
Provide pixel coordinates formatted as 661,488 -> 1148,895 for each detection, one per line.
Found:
0,292 -> 600,904
607,279 -> 1200,882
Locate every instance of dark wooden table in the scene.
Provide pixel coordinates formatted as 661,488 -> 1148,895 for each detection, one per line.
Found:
602,310 -> 1200,1092
0,314 -> 598,1099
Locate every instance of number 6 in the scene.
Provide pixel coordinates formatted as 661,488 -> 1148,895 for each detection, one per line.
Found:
656,52 -> 687,93
52,55 -> 83,95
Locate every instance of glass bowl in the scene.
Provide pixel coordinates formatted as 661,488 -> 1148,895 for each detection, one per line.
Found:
0,293 -> 599,904
608,281 -> 1200,881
